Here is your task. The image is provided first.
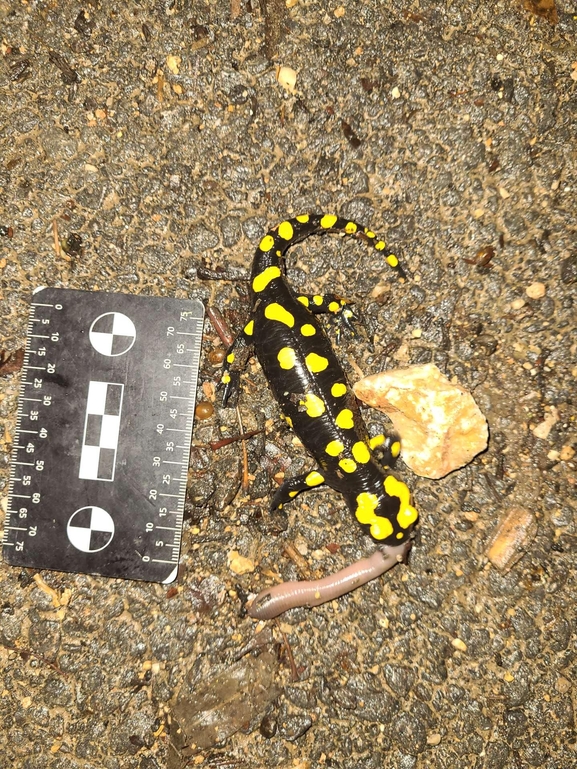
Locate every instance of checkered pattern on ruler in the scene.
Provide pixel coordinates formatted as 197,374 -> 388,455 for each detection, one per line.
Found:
89,312 -> 136,357
79,381 -> 124,481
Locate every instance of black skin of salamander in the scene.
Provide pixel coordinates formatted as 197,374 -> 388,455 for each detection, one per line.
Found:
221,214 -> 417,547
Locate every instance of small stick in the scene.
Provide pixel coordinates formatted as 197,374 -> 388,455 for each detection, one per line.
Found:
275,621 -> 299,682
236,405 -> 249,490
206,306 -> 235,348
192,427 -> 263,451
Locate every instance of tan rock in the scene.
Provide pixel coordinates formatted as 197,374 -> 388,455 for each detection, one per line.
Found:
486,507 -> 537,572
353,363 -> 489,479
227,550 -> 255,575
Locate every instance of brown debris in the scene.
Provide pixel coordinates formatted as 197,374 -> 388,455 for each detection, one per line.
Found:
521,0 -> 558,24
0,348 -> 24,377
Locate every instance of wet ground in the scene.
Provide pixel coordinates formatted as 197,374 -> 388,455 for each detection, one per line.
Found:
1,1 -> 576,767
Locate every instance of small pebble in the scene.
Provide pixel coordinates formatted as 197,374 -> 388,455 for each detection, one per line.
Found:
259,713 -> 277,738
276,65 -> 297,93
526,282 -> 546,299
195,402 -> 214,420
208,348 -> 226,365
227,550 -> 255,575
279,714 -> 313,741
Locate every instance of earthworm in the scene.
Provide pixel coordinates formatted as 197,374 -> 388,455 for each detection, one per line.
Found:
247,541 -> 411,620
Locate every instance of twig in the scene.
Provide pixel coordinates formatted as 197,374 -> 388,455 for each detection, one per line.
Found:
207,306 -> 235,348
192,427 -> 263,451
275,621 -> 299,681
236,405 -> 249,490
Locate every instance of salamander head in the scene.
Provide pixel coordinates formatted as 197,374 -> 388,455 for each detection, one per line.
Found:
349,474 -> 418,544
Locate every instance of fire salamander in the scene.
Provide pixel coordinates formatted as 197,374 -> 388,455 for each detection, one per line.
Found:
221,214 -> 418,546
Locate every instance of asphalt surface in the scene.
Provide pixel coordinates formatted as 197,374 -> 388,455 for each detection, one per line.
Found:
1,1 -> 576,768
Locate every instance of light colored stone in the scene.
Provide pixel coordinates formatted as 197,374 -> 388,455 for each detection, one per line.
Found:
486,507 -> 537,572
353,363 -> 489,479
526,281 -> 546,299
227,550 -> 255,575
276,65 -> 297,93
532,406 -> 559,439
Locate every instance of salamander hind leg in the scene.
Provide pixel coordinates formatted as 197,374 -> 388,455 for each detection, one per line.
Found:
270,470 -> 326,511
295,293 -> 358,341
369,432 -> 402,469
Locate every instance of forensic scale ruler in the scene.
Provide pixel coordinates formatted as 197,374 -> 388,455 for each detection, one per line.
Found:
2,287 -> 204,583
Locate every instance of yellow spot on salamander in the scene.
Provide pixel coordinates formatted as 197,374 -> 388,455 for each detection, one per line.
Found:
369,434 -> 385,450
300,324 -> 316,336
355,492 -> 378,524
277,347 -> 296,369
320,214 -> 338,229
253,265 -> 281,292
335,408 -> 354,429
328,301 -> 340,313
352,441 -> 371,464
313,295 -> 323,306
339,458 -> 357,473
325,439 -> 344,456
375,240 -> 386,251
354,492 -> 394,540
331,382 -> 347,398
289,490 -> 298,498
305,352 -> 329,373
345,221 -> 357,233
221,373 -> 231,384
296,214 -> 310,223
391,441 -> 401,458
226,352 -> 235,364
301,393 -> 325,417
384,476 -> 418,530
265,302 -> 295,327
259,234 -> 275,252
244,320 -> 254,336
297,296 -> 310,307
387,254 -> 399,268
371,517 -> 394,540
305,471 -> 324,487
364,228 -> 375,239
278,220 -> 294,240
285,415 -> 293,427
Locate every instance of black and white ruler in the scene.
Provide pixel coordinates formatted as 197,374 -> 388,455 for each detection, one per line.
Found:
2,287 -> 204,583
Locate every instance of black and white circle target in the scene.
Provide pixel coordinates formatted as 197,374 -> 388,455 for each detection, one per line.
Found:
89,312 -> 136,356
67,506 -> 115,552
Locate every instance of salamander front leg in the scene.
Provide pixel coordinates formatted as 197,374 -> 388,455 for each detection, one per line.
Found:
270,469 -> 326,511
219,320 -> 255,407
